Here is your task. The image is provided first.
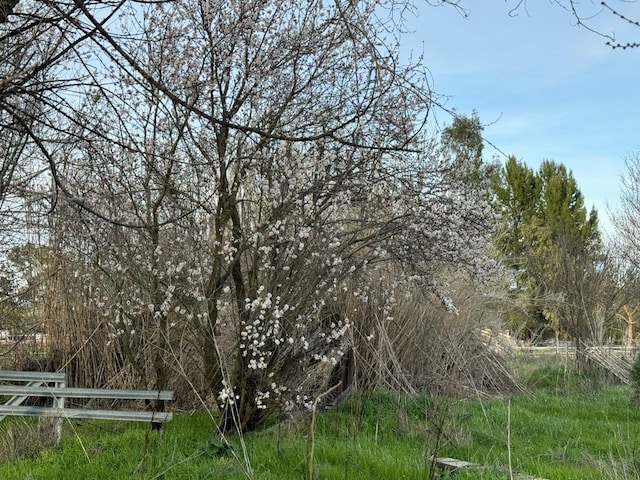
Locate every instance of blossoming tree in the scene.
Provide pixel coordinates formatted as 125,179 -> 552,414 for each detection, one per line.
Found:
4,0 -> 498,432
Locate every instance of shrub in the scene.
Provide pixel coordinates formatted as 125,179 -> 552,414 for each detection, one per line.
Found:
629,352 -> 640,402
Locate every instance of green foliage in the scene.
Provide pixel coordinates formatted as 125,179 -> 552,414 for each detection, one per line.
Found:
494,157 -> 599,270
537,160 -> 599,250
441,112 -> 484,168
491,157 -> 601,340
492,156 -> 541,260
441,112 -> 499,191
198,437 -> 238,458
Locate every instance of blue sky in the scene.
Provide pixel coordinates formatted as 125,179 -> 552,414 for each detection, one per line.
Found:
402,2 -> 640,236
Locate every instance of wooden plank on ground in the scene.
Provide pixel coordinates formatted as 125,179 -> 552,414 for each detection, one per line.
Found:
430,456 -> 480,470
430,457 -> 549,479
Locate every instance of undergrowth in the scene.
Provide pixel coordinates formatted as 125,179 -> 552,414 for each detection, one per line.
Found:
0,417 -> 59,463
0,358 -> 638,479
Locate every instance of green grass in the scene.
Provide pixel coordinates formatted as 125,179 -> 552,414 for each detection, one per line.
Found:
0,366 -> 639,479
441,385 -> 640,479
0,394 -> 435,480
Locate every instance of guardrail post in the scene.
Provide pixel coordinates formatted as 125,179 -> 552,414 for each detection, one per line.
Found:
51,377 -> 65,444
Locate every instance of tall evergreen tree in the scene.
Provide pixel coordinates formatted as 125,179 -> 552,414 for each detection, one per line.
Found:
492,158 -> 600,346
492,156 -> 540,263
536,160 -> 599,252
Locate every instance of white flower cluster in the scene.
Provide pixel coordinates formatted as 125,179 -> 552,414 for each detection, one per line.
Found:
241,288 -> 294,369
255,382 -> 288,410
292,394 -> 313,411
217,381 -> 238,407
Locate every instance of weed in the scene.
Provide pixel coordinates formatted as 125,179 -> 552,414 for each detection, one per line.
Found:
198,437 -> 238,458
0,418 -> 58,462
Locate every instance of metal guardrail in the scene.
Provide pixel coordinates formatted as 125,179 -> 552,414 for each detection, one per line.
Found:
0,370 -> 173,442
0,371 -> 66,382
0,385 -> 173,401
0,371 -> 66,421
0,370 -> 67,440
0,405 -> 172,423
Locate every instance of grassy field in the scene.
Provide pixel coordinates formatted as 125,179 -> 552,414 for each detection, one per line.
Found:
0,360 -> 639,479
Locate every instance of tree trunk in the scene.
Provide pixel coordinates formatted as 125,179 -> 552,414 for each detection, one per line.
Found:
574,336 -> 587,375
